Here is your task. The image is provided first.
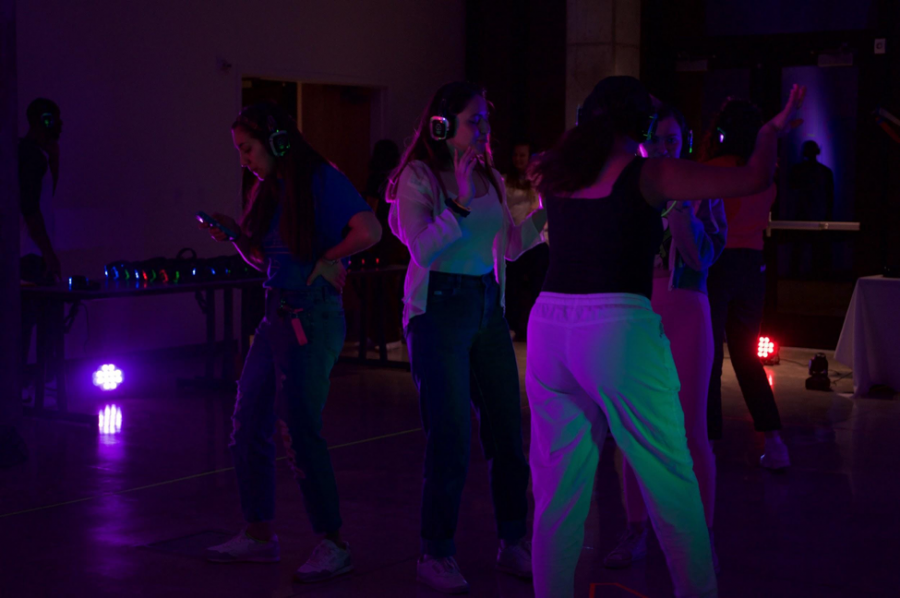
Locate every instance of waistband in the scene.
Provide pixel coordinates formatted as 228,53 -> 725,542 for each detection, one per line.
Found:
536,291 -> 652,311
429,270 -> 497,289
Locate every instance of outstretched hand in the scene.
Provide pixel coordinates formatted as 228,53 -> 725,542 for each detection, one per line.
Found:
767,84 -> 807,137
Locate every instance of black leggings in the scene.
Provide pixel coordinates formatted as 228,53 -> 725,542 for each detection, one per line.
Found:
707,249 -> 782,440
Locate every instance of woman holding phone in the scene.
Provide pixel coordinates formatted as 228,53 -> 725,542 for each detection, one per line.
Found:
200,102 -> 381,583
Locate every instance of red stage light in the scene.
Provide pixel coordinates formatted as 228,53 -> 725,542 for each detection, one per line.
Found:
758,336 -> 780,365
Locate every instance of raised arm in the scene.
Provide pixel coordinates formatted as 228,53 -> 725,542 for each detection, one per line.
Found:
641,85 -> 806,207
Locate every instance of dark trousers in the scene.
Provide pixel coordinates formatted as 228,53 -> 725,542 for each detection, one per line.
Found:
230,287 -> 346,533
20,255 -> 47,384
505,244 -> 549,340
707,249 -> 783,440
406,271 -> 530,557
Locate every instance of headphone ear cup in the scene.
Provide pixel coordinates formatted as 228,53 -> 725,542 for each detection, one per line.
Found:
268,131 -> 291,157
643,112 -> 658,142
430,116 -> 451,141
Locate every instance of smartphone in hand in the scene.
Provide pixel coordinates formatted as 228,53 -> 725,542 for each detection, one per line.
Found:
196,211 -> 239,241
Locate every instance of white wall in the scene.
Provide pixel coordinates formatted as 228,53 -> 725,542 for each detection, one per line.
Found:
17,0 -> 465,359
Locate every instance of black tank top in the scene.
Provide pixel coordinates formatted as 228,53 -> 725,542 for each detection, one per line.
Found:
542,158 -> 663,299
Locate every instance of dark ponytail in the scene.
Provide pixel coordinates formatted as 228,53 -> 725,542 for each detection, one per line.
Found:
530,115 -> 616,195
530,76 -> 653,197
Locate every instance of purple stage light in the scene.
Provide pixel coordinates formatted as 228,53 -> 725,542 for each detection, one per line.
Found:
98,404 -> 123,435
93,364 -> 124,391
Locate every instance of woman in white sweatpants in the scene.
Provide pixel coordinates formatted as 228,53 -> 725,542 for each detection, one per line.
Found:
526,77 -> 805,598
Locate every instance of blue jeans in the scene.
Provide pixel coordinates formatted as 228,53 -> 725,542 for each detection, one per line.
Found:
406,271 -> 530,557
230,287 -> 346,533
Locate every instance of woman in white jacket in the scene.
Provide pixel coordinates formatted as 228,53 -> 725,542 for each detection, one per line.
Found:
387,82 -> 547,594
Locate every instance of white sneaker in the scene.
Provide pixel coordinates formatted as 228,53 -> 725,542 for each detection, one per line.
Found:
294,539 -> 353,583
603,526 -> 648,569
760,435 -> 790,470
417,555 -> 470,594
206,531 -> 280,563
496,540 -> 532,578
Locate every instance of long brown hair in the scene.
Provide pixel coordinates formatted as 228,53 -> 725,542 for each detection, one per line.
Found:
232,102 -> 327,260
530,76 -> 653,196
387,82 -> 502,202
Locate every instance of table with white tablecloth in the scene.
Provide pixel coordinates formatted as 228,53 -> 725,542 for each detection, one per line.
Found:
835,275 -> 900,397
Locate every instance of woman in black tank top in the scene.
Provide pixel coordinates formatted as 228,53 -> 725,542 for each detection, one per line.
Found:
541,156 -> 662,298
524,76 -> 806,598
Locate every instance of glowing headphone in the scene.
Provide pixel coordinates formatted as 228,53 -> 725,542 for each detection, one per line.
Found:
266,115 -> 291,157
40,112 -> 57,129
643,112 -> 659,142
430,98 -> 453,141
687,129 -> 694,155
717,127 -> 726,143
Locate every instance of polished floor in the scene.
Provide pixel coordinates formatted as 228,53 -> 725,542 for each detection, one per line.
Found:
1,343 -> 898,598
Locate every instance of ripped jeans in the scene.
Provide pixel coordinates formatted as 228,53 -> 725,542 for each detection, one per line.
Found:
230,286 -> 346,533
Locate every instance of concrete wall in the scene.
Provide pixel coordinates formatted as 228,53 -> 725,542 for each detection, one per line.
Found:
566,0 -> 641,128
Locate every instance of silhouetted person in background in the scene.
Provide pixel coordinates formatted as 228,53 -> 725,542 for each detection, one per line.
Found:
20,98 -> 63,407
20,98 -> 63,284
364,139 -> 406,265
789,141 -> 834,222
788,140 -> 834,278
360,139 -> 406,345
504,141 -> 547,340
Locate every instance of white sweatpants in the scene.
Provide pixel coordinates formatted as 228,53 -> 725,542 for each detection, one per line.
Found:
526,292 -> 717,598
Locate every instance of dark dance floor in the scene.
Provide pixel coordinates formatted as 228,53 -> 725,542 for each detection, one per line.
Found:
2,344 -> 897,597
